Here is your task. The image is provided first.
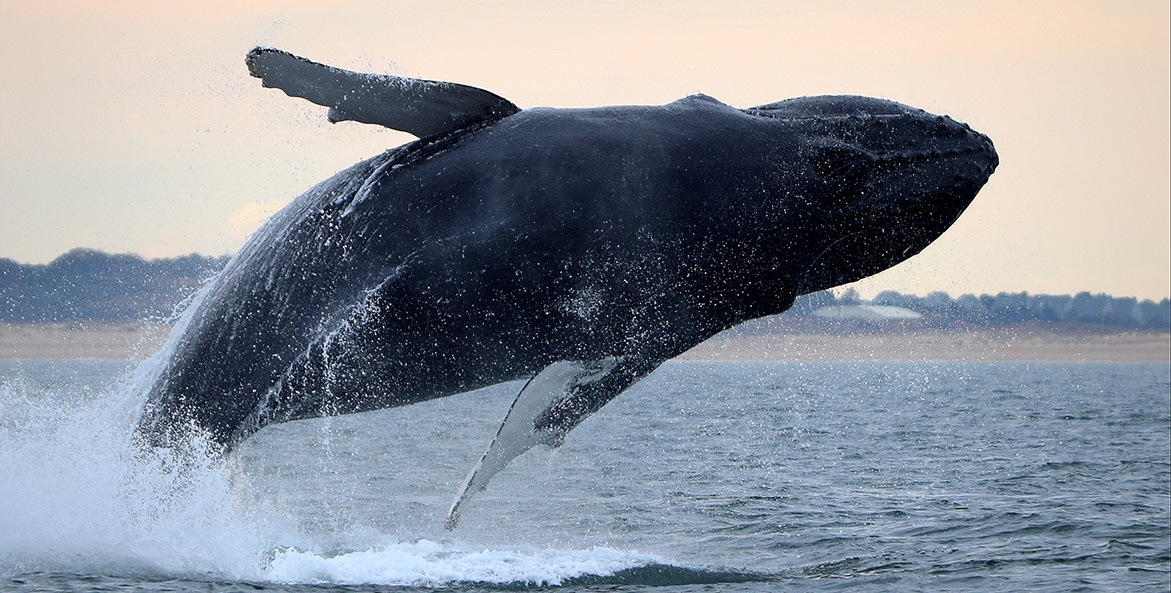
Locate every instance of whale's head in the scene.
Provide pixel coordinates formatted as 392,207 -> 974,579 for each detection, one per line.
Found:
741,95 -> 998,295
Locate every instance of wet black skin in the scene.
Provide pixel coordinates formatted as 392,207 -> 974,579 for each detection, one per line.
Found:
135,94 -> 997,450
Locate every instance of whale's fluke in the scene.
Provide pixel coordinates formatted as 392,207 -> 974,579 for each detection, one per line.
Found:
245,47 -> 520,138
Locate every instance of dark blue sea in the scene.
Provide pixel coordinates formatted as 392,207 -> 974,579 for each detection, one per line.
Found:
1,358 -> 1168,592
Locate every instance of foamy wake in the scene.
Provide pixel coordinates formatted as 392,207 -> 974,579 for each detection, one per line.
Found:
263,541 -> 661,586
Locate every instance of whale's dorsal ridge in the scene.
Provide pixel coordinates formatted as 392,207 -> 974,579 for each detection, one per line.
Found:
246,47 -> 520,139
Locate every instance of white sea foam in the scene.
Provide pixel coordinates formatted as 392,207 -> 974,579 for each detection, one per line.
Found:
263,540 -> 660,586
0,360 -> 272,580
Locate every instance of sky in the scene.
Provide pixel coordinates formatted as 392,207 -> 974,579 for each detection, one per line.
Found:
1,1 -> 1168,300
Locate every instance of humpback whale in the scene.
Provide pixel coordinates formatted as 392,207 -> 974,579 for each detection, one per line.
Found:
135,48 -> 997,526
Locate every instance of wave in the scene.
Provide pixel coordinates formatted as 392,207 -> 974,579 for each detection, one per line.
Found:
262,540 -> 761,587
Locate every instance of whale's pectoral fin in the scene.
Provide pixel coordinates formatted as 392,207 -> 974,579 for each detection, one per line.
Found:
446,356 -> 635,529
246,47 -> 520,138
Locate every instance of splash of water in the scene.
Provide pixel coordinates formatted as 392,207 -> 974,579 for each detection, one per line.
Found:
0,340 -> 285,575
0,296 -> 669,585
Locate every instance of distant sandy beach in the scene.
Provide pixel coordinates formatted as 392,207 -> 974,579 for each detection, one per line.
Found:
1,321 -> 1167,362
680,326 -> 1170,363
0,322 -> 172,361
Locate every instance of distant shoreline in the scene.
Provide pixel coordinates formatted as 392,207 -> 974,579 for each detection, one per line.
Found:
680,326 -> 1170,363
0,322 -> 172,361
1,321 -> 1167,363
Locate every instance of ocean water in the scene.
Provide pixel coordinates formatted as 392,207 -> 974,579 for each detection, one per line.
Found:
0,358 -> 1167,592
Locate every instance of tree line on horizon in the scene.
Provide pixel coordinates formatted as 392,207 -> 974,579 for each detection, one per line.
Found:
787,287 -> 1170,330
0,248 -> 226,323
1,248 -> 1168,330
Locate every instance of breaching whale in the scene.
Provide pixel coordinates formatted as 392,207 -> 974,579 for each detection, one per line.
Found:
135,47 -> 997,526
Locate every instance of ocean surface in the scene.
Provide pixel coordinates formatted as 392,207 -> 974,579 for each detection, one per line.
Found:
0,358 -> 1167,592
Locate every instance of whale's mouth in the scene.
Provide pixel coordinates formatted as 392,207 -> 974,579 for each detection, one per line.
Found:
749,95 -> 995,298
793,197 -> 958,296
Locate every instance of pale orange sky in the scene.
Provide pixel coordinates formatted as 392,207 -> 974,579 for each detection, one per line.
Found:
1,1 -> 1168,299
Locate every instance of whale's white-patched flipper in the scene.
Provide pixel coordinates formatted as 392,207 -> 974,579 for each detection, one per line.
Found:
246,47 -> 520,138
445,357 -> 622,529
